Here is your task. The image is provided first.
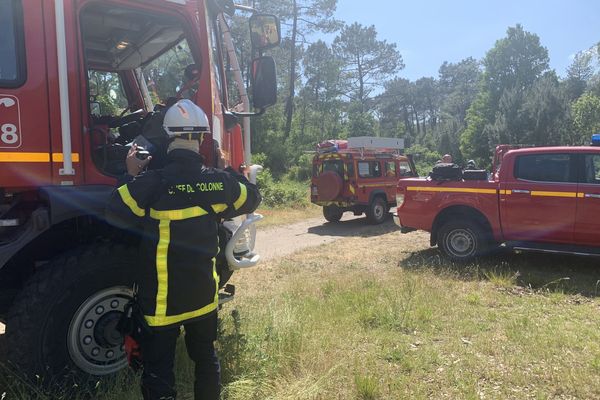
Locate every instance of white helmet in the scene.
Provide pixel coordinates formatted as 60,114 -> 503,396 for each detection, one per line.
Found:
163,99 -> 210,139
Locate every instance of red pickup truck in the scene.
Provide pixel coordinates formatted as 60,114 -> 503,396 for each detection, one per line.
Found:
394,140 -> 600,261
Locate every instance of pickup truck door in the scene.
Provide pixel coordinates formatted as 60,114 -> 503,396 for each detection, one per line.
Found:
500,153 -> 577,244
575,154 -> 600,247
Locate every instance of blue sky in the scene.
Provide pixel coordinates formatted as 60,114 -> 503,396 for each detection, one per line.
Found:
333,0 -> 599,81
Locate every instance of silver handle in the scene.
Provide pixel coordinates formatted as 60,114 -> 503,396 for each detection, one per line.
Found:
584,193 -> 600,199
511,189 -> 530,194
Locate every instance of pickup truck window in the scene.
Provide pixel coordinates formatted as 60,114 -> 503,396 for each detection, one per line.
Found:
358,161 -> 382,178
514,154 -> 574,183
0,0 -> 25,87
584,155 -> 600,184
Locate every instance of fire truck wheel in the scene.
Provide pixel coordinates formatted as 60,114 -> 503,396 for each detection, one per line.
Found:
438,220 -> 485,262
6,244 -> 135,382
323,205 -> 343,222
366,196 -> 388,224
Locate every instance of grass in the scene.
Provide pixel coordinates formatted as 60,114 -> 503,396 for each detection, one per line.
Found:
255,203 -> 322,228
3,230 -> 600,399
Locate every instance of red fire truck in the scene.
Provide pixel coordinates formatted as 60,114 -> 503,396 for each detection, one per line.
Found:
311,137 -> 417,224
395,138 -> 600,261
0,0 -> 279,379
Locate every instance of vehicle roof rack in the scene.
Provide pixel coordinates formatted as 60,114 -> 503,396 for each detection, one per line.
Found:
347,137 -> 405,158
347,136 -> 404,151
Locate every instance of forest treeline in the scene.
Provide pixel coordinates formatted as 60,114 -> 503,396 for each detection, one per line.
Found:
228,0 -> 600,174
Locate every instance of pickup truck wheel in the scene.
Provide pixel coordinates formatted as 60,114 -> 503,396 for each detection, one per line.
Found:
323,205 -> 343,222
438,221 -> 485,262
366,197 -> 388,224
6,244 -> 135,383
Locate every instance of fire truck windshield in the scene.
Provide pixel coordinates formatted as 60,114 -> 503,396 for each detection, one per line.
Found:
141,39 -> 195,106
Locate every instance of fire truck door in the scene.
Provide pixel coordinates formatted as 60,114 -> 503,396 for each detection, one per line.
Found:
575,154 -> 600,247
384,161 -> 397,201
500,153 -> 577,244
0,0 -> 53,187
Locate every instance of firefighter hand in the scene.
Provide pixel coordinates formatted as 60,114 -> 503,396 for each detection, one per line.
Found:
238,163 -> 251,178
126,144 -> 152,176
217,149 -> 227,169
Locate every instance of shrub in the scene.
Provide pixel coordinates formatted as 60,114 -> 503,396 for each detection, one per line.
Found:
259,179 -> 309,208
252,153 -> 309,208
406,144 -> 442,176
285,153 -> 314,182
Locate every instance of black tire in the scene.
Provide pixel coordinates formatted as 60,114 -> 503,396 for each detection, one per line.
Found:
437,220 -> 488,262
6,244 -> 135,383
323,205 -> 343,223
366,196 -> 388,225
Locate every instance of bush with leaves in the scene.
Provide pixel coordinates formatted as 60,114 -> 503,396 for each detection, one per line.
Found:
405,145 -> 442,176
285,153 -> 314,181
252,153 -> 310,208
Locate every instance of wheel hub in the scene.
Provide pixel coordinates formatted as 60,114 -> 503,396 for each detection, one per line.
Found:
67,287 -> 132,375
94,311 -> 124,347
447,229 -> 474,256
374,204 -> 384,219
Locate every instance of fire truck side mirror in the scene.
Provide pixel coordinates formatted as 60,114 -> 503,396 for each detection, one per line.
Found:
251,56 -> 277,110
249,14 -> 280,51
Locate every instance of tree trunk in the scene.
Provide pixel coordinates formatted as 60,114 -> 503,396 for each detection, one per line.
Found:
284,0 -> 298,138
357,57 -> 364,113
403,107 -> 412,136
414,109 -> 420,134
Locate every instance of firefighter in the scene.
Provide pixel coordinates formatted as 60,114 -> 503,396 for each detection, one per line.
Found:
181,64 -> 201,100
442,154 -> 453,164
106,99 -> 261,400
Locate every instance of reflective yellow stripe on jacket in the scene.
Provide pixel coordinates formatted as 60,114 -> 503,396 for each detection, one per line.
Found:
234,183 -> 247,210
145,258 -> 220,327
149,206 -> 208,220
118,185 -> 145,217
144,207 -> 220,327
154,220 -> 170,318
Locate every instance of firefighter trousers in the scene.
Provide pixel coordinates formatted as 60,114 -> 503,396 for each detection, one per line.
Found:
141,314 -> 221,400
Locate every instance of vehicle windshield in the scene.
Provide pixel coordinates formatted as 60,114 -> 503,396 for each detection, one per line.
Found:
81,3 -> 197,112
141,39 -> 195,107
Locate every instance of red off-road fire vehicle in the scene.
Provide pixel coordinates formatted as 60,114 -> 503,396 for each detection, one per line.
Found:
311,137 -> 417,224
395,137 -> 600,261
0,0 -> 279,380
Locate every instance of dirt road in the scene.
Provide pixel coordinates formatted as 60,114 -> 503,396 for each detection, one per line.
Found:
255,213 -> 399,261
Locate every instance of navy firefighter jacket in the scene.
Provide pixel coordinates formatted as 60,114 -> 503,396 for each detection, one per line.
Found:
105,149 -> 261,328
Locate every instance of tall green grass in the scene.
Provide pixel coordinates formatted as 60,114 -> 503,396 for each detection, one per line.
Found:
3,231 -> 600,399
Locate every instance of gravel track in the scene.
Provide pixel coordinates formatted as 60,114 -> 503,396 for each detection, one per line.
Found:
255,213 -> 399,261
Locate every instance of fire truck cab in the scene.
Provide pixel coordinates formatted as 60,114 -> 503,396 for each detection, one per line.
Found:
0,0 -> 278,380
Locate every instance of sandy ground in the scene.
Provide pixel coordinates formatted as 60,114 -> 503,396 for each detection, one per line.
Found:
255,213 -> 399,261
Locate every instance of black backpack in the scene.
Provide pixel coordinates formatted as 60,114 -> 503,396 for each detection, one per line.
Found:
429,163 -> 462,181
